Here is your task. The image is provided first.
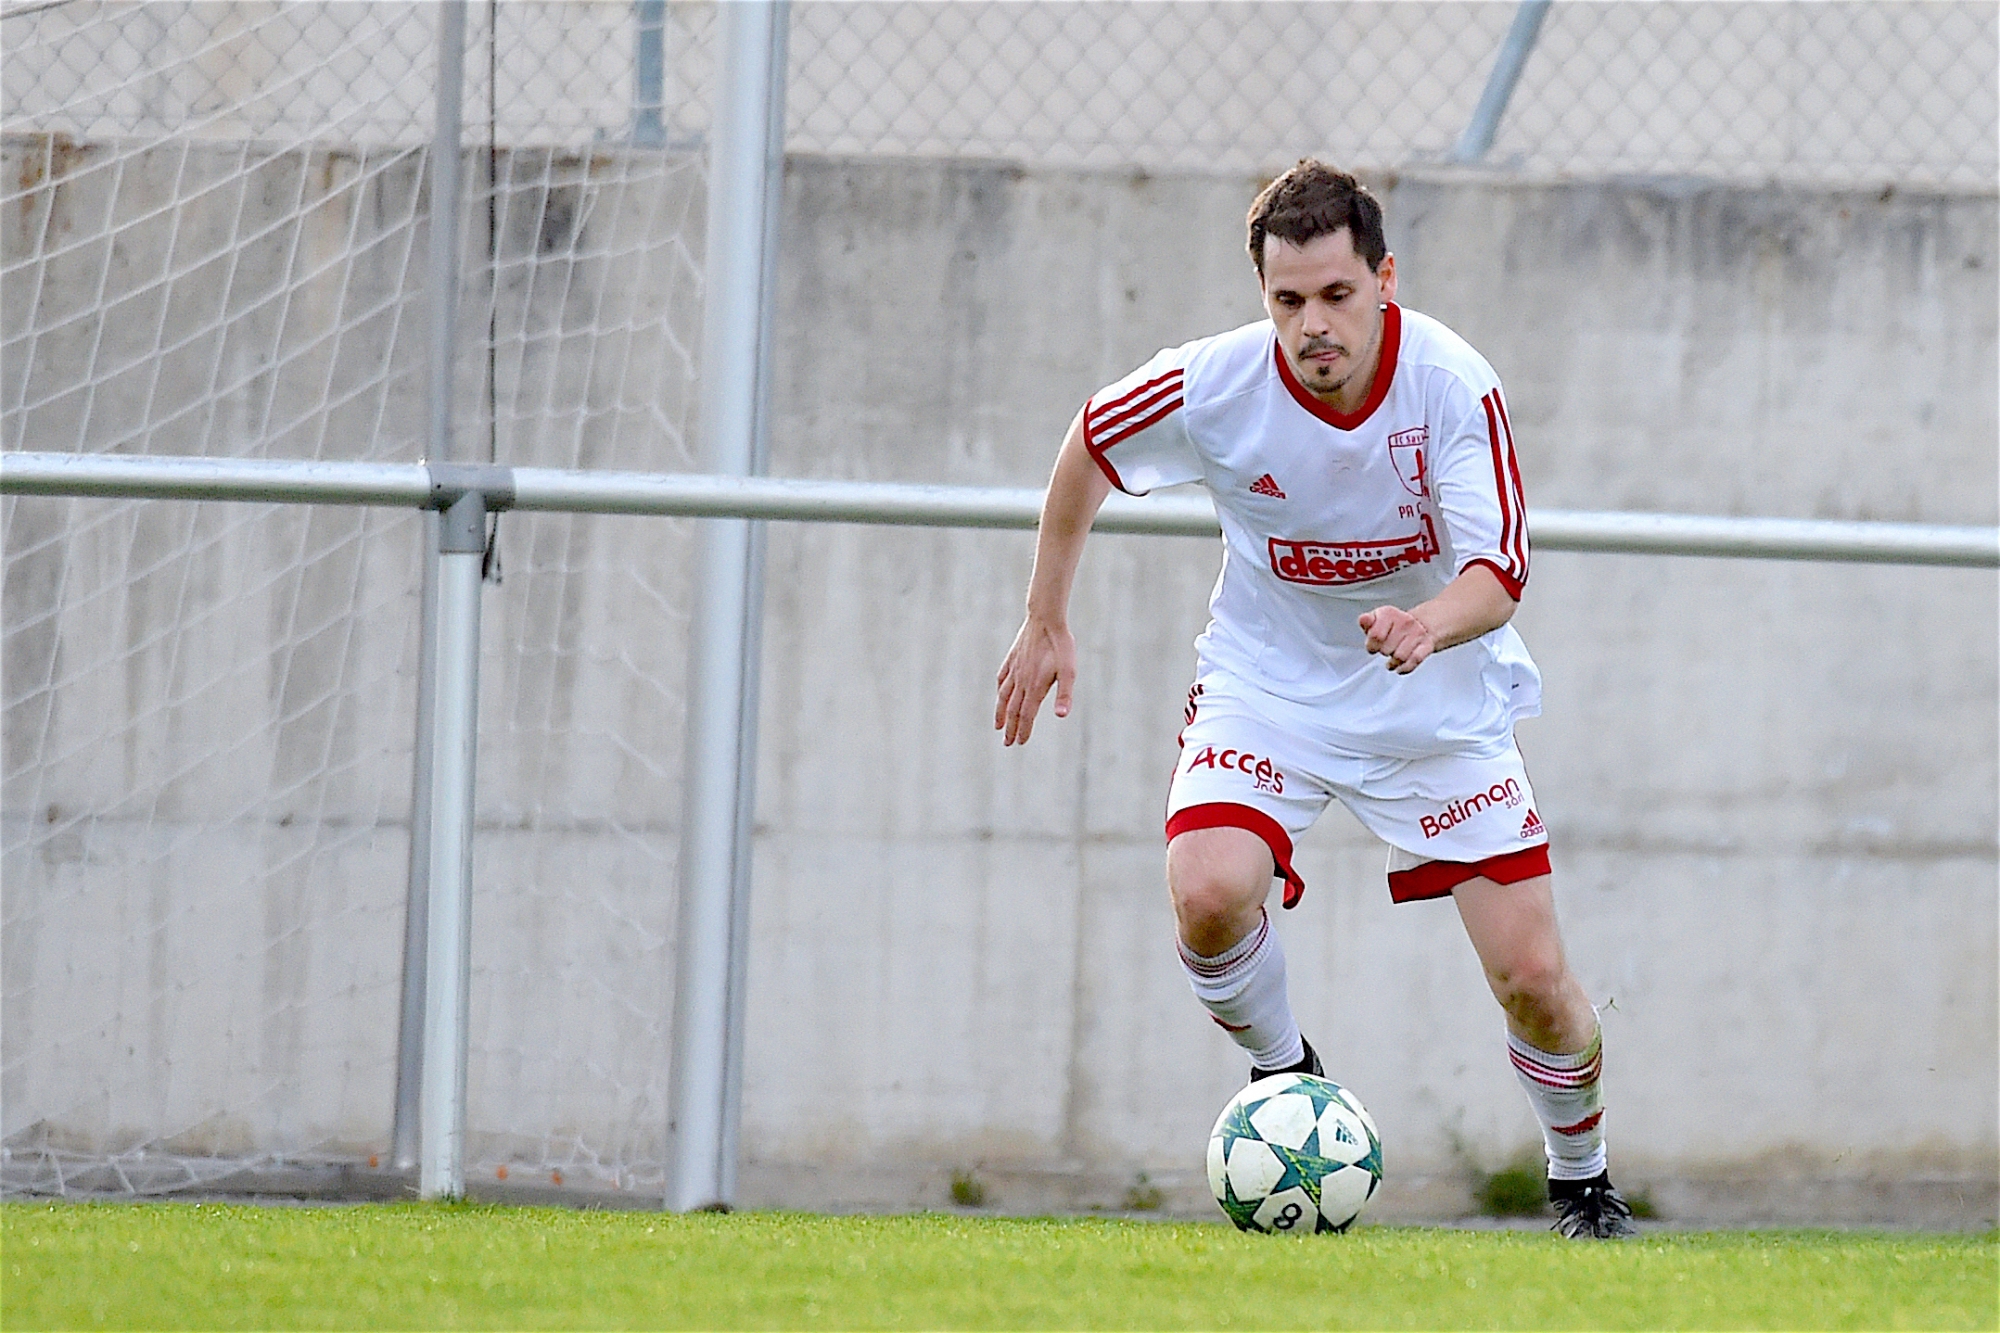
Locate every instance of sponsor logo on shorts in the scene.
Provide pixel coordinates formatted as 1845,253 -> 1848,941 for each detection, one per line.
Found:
1420,778 -> 1524,839
1520,808 -> 1545,839
1268,514 -> 1439,587
1186,744 -> 1285,794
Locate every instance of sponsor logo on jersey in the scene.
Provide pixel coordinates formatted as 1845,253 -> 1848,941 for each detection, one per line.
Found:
1520,808 -> 1545,839
1185,744 -> 1285,794
1249,473 -> 1286,499
1419,778 -> 1524,839
1387,426 -> 1430,497
1268,514 -> 1440,587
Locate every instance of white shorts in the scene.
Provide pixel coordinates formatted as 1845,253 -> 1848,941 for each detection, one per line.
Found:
1165,673 -> 1551,908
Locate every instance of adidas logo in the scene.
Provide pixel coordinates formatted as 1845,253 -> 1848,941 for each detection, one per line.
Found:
1249,473 -> 1286,498
1520,809 -> 1545,839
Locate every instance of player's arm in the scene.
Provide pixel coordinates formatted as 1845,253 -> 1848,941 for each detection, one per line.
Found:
996,407 -> 1112,745
1358,563 -> 1516,674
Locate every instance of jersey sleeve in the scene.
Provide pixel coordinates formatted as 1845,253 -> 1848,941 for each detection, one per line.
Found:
1081,343 -> 1204,495
1431,378 -> 1531,600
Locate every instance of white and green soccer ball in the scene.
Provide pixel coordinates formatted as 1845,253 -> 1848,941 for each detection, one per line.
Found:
1207,1073 -> 1383,1234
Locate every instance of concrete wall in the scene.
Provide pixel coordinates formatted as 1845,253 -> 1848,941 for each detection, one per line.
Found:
742,161 -> 1997,1225
4,148 -> 1995,1223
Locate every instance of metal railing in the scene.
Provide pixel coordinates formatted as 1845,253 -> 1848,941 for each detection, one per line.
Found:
5,453 -> 1996,567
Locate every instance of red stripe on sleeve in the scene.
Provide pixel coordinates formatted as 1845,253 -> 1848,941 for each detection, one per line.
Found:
1079,399 -> 1133,494
1091,395 -> 1184,450
1092,378 -> 1182,435
1464,557 -> 1525,601
1091,367 -> 1183,420
1482,392 -> 1520,581
1492,388 -> 1530,577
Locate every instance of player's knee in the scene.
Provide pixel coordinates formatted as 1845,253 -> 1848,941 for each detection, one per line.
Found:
1169,871 -> 1265,957
1484,952 -> 1569,1015
1167,826 -> 1275,954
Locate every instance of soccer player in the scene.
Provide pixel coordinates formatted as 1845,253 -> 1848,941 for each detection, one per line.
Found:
993,160 -> 1635,1239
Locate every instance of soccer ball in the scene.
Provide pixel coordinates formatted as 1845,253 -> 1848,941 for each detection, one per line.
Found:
1207,1073 -> 1383,1233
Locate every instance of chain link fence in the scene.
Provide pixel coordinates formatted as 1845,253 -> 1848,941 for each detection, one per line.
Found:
8,3 -> 1994,184
788,1 -> 1996,187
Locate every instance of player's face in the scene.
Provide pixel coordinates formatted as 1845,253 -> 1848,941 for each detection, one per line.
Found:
1260,229 -> 1398,411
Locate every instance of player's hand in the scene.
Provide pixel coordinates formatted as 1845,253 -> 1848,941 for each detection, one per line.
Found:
995,615 -> 1077,746
1358,605 -> 1436,674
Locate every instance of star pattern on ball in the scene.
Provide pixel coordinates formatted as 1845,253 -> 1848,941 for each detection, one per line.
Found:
1218,1179 -> 1265,1231
1355,1120 -> 1385,1191
1260,1141 -> 1327,1212
1210,1075 -> 1383,1233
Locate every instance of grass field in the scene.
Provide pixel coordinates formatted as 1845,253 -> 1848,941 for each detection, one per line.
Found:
3,1201 -> 1994,1330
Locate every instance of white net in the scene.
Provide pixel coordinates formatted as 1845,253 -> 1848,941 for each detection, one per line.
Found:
2,0 -> 711,1196
451,1 -> 710,1195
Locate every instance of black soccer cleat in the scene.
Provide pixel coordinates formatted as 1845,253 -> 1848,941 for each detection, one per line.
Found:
1549,1172 -> 1638,1239
1250,1036 -> 1323,1085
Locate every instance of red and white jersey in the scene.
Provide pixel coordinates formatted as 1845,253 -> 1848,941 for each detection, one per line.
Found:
1083,303 -> 1540,758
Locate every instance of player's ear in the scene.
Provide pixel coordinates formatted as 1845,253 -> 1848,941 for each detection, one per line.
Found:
1376,253 -> 1397,304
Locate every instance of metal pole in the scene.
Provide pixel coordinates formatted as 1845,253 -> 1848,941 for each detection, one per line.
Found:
419,488 -> 486,1202
5,454 -> 1997,569
635,0 -> 666,146
718,3 -> 789,1200
668,0 -> 787,1213
1448,0 -> 1552,164
397,0 -> 467,1183
391,512 -> 439,1172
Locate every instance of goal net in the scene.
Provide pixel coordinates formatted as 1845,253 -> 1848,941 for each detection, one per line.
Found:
3,0 -> 712,1198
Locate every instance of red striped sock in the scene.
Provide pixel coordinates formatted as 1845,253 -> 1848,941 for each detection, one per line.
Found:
1177,909 -> 1303,1071
1507,1023 -> 1608,1182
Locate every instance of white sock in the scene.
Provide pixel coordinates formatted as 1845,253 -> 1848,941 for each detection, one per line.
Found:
1178,909 -> 1304,1071
1508,1023 -> 1608,1182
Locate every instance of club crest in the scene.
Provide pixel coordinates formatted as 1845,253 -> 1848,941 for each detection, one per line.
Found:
1387,426 -> 1429,497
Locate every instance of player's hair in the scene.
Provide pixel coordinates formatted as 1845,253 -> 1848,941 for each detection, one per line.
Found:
1246,160 -> 1388,277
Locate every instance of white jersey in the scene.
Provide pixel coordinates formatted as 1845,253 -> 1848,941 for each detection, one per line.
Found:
1084,303 -> 1540,759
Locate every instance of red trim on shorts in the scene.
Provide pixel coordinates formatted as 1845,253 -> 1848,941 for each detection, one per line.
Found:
1165,802 -> 1308,910
1386,842 -> 1550,904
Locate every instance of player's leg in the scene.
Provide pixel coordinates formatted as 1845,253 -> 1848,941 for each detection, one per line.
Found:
1450,872 -> 1593,1052
1454,872 -> 1633,1237
1345,742 -> 1634,1236
1163,678 -> 1328,1079
1168,826 -> 1316,1077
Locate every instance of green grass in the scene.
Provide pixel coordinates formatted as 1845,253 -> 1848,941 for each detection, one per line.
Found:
3,1202 -> 1994,1330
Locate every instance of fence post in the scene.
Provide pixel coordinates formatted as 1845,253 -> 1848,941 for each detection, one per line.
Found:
397,0 -> 467,1186
419,485 -> 486,1202
635,0 -> 666,146
1448,0 -> 1552,164
668,0 -> 788,1213
718,0 -> 790,1203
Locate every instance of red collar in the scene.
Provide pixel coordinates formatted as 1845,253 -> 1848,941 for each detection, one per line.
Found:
1272,302 -> 1401,431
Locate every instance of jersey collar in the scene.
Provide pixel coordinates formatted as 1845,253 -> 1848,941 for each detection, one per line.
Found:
1272,301 -> 1401,431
